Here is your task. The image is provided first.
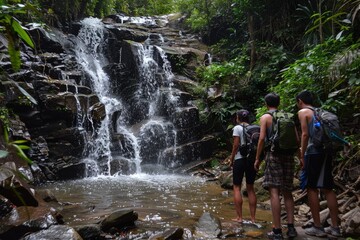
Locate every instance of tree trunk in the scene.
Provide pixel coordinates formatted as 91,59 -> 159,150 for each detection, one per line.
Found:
248,13 -> 256,70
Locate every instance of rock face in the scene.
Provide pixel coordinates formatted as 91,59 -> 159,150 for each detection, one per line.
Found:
0,14 -> 217,180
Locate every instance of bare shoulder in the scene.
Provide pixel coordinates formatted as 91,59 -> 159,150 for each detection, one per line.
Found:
298,108 -> 313,125
260,112 -> 272,128
298,108 -> 312,117
260,112 -> 272,120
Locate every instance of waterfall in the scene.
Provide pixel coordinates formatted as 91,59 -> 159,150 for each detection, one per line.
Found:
74,18 -> 120,176
73,17 -> 181,176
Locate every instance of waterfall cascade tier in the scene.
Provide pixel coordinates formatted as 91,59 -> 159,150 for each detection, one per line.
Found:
1,14 -> 218,180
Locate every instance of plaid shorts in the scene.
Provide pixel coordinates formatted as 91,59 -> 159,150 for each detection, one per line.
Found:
262,151 -> 295,191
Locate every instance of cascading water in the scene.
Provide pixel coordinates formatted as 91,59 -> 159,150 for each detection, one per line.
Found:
73,17 -> 181,176
73,17 -> 121,176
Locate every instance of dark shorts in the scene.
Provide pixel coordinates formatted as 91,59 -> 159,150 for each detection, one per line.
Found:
233,157 -> 256,185
305,152 -> 334,189
262,151 -> 294,191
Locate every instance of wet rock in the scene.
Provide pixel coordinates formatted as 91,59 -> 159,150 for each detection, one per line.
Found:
20,225 -> 83,240
27,26 -> 65,54
109,157 -> 135,175
0,185 -> 38,207
36,189 -> 58,203
219,171 -> 233,190
175,125 -> 202,145
149,227 -> 184,240
57,162 -> 87,180
194,212 -> 222,238
244,230 -> 264,238
0,196 -> 14,218
161,135 -> 217,168
74,224 -> 102,240
100,209 -> 138,232
89,102 -> 106,127
106,25 -> 149,42
0,206 -> 59,239
172,106 -> 199,129
29,137 -> 49,163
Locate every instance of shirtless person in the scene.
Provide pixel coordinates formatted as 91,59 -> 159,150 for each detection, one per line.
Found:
296,90 -> 341,238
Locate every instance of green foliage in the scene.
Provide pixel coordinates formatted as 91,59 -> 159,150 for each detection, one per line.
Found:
32,0 -> 176,23
197,54 -> 249,86
274,37 -> 353,112
209,159 -> 220,168
212,98 -> 242,124
0,3 -> 35,71
296,0 -> 358,48
0,106 -> 9,128
186,8 -> 208,31
1,126 -> 32,164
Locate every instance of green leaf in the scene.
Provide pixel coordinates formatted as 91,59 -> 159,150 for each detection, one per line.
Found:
0,150 -> 9,158
10,17 -> 34,49
16,145 -> 30,150
4,126 -> 9,143
11,144 -> 32,164
11,139 -> 28,144
11,80 -> 37,104
7,36 -> 21,71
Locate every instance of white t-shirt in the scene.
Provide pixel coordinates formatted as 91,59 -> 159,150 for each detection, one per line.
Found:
232,124 -> 248,160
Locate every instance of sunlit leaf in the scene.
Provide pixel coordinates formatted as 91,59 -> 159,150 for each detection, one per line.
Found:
0,150 -> 9,158
11,139 -> 28,144
10,17 -> 34,48
11,144 -> 32,164
16,145 -> 30,150
4,126 -> 9,142
336,31 -> 343,40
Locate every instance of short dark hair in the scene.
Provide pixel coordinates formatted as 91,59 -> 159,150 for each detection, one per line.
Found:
296,90 -> 314,105
237,109 -> 250,122
264,92 -> 280,107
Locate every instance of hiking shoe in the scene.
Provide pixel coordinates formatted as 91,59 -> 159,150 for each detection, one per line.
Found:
305,226 -> 327,237
324,226 -> 341,237
267,231 -> 283,240
286,226 -> 298,238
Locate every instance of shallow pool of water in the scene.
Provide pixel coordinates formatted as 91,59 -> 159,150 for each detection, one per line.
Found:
38,173 -> 273,238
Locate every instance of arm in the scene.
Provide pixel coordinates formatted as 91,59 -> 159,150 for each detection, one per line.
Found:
298,109 -> 310,168
230,136 -> 240,166
254,115 -> 268,171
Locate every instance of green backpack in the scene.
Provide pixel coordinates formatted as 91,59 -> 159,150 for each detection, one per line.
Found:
267,110 -> 298,153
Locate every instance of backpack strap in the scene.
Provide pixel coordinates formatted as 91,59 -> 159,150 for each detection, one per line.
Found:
303,106 -> 320,122
265,110 -> 278,140
304,106 -> 315,111
241,123 -> 248,146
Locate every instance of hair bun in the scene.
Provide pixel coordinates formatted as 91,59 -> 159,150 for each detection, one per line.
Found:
237,109 -> 249,117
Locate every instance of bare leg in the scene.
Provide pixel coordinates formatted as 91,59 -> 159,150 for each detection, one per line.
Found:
269,187 -> 281,229
307,188 -> 321,227
283,190 -> 294,224
233,184 -> 243,222
246,183 -> 257,223
322,189 -> 338,227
